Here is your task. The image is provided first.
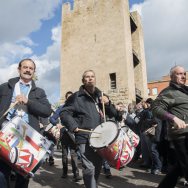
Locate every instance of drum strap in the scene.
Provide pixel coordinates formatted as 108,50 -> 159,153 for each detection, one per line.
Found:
84,89 -> 104,118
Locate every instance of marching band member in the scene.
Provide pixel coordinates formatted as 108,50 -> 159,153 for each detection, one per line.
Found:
0,59 -> 52,188
60,70 -> 119,188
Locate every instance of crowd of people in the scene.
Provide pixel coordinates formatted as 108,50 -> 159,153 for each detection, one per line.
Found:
0,59 -> 188,188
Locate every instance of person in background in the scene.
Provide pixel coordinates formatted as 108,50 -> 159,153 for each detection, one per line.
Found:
143,98 -> 162,175
50,91 -> 82,182
137,99 -> 152,169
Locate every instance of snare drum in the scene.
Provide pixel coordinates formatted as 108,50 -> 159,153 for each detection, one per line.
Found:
0,116 -> 53,177
89,121 -> 135,168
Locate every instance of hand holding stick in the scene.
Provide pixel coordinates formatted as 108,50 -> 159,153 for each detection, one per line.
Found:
0,101 -> 19,120
77,128 -> 101,134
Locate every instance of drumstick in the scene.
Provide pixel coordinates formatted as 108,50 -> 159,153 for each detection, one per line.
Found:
77,128 -> 101,134
101,91 -> 106,123
0,101 -> 19,119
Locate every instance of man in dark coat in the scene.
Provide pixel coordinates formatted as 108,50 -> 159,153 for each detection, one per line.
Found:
0,58 -> 52,188
152,65 -> 188,187
60,70 -> 119,188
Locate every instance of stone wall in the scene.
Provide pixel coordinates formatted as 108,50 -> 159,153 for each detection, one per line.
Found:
60,0 -> 147,105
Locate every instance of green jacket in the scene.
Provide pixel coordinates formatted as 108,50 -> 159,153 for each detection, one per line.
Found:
152,81 -> 188,140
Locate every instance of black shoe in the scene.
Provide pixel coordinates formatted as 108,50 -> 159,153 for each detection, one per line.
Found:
74,175 -> 82,182
49,161 -> 54,165
61,174 -> 67,178
105,171 -> 112,179
49,157 -> 54,166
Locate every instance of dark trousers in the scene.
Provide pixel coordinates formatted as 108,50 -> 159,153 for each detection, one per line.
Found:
14,174 -> 29,188
78,143 -> 103,188
159,139 -> 177,172
61,144 -> 79,176
0,160 -> 29,188
0,171 -> 7,188
0,160 -> 11,188
158,136 -> 188,188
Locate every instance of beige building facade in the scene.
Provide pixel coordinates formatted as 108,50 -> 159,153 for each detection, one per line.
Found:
60,0 -> 148,104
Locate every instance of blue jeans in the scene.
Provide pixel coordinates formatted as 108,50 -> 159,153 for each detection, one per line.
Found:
150,142 -> 162,171
102,160 -> 111,173
78,143 -> 103,188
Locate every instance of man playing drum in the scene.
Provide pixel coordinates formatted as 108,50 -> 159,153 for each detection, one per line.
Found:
60,70 -> 119,188
0,59 -> 52,188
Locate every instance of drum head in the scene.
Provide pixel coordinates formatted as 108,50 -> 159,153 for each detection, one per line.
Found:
90,121 -> 119,149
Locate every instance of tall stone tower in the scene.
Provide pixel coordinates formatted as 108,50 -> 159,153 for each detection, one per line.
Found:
60,0 -> 148,104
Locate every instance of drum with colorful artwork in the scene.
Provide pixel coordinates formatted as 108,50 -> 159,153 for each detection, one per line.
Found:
89,121 -> 138,169
0,116 -> 53,177
121,125 -> 140,148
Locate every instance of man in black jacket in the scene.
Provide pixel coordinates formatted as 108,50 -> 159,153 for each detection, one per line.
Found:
0,58 -> 52,188
60,70 -> 119,188
152,65 -> 188,187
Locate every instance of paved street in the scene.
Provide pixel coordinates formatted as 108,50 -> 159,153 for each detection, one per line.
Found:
10,148 -> 185,188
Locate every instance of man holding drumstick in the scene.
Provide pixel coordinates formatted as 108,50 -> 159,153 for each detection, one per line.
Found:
0,58 -> 52,188
152,65 -> 188,187
60,70 -> 119,188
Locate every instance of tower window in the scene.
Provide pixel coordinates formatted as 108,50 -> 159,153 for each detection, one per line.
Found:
109,73 -> 116,89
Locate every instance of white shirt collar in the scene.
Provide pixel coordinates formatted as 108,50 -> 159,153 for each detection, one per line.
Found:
19,79 -> 32,86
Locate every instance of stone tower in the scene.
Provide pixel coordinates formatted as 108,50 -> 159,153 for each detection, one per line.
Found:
60,0 -> 148,104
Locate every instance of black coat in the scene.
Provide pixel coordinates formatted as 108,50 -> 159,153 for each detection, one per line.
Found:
0,77 -> 52,132
60,85 -> 119,144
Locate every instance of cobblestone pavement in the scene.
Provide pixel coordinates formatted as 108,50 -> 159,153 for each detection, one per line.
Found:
10,149 -> 185,188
